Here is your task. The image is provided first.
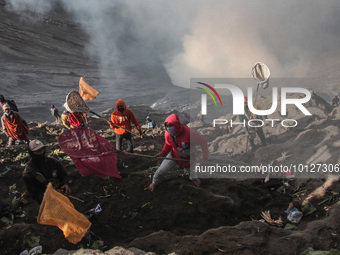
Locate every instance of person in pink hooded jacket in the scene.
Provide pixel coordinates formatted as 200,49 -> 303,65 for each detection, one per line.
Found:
148,113 -> 209,191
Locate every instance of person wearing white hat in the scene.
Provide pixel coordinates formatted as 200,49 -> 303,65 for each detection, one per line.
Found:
22,139 -> 71,204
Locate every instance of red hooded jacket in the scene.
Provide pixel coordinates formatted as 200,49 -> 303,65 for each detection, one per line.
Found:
110,99 -> 142,135
161,113 -> 209,168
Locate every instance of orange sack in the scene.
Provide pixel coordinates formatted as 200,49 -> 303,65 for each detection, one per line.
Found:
37,183 -> 91,244
79,77 -> 98,101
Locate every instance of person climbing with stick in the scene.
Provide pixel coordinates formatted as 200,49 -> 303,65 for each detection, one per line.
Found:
239,96 -> 267,152
240,62 -> 270,152
109,99 -> 143,153
148,113 -> 209,192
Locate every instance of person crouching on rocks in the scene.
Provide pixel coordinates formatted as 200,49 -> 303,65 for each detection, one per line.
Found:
1,103 -> 28,146
148,113 -> 209,192
23,139 -> 71,204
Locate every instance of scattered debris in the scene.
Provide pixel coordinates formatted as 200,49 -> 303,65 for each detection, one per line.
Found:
23,233 -> 40,250
85,204 -> 102,220
276,151 -> 292,162
0,168 -> 11,178
284,224 -> 297,230
287,210 -> 303,224
324,206 -> 332,212
19,246 -> 42,255
261,210 -> 283,227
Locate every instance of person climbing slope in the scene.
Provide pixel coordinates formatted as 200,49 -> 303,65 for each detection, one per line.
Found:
148,113 -> 209,192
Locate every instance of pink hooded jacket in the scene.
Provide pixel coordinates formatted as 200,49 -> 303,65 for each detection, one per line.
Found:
161,114 -> 209,168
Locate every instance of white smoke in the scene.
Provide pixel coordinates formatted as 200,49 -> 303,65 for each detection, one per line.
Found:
6,0 -> 340,87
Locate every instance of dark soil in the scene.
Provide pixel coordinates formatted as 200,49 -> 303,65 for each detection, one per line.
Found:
0,116 -> 340,255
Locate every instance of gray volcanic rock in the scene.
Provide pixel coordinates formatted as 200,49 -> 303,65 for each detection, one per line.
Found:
0,2 -> 187,123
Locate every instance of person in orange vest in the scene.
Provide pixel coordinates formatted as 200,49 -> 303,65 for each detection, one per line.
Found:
1,103 -> 28,146
109,99 -> 143,152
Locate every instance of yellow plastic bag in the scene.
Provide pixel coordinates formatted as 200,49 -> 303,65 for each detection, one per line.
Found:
37,183 -> 91,244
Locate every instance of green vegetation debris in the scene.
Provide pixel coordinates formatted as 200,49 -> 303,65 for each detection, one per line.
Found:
292,190 -> 307,197
50,148 -> 64,156
23,232 -> 40,249
1,217 -> 13,225
141,202 -> 150,208
284,223 -> 297,230
11,196 -> 20,209
144,166 -> 159,173
0,168 -> 11,178
15,152 -> 30,161
9,184 -> 17,194
317,191 -> 339,206
302,203 -> 317,216
301,247 -> 340,255
91,240 -> 104,249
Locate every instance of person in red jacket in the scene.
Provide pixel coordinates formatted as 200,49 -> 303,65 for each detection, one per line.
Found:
148,113 -> 209,191
109,99 -> 143,152
1,103 -> 28,146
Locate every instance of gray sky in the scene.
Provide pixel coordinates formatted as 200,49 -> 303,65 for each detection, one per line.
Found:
7,0 -> 340,87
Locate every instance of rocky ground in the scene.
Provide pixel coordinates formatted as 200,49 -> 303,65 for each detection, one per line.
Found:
1,1 -> 340,254
0,99 -> 340,255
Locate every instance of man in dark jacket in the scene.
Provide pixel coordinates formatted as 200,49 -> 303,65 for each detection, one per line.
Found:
50,104 -> 61,122
23,139 -> 71,204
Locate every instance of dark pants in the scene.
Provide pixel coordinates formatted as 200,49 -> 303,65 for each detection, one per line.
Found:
116,132 -> 133,152
54,113 -> 61,121
249,127 -> 267,148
